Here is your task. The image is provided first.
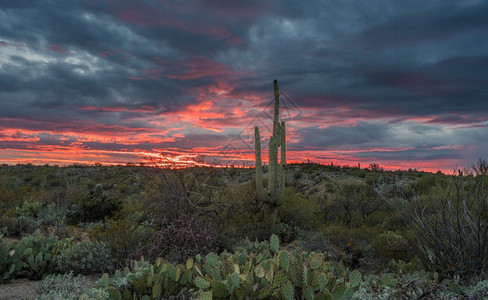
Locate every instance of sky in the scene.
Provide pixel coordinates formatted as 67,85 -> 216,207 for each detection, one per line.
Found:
1,0 -> 487,172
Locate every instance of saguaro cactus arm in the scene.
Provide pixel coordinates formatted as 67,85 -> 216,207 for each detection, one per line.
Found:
280,121 -> 286,166
254,126 -> 265,201
277,121 -> 286,205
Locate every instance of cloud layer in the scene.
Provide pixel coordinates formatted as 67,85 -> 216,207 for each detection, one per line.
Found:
1,0 -> 487,172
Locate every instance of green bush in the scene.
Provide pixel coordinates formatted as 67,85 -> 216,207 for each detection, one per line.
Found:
90,219 -> 152,268
278,188 -> 322,233
16,200 -> 42,218
77,187 -> 121,222
371,231 -> 412,263
403,169 -> 488,281
36,272 -> 96,300
322,225 -> 379,269
38,203 -> 67,227
275,222 -> 304,243
210,181 -> 275,249
5,201 -> 68,236
327,183 -> 381,225
295,231 -> 341,260
0,209 -> 22,236
56,242 -> 114,275
142,213 -> 217,263
15,216 -> 40,235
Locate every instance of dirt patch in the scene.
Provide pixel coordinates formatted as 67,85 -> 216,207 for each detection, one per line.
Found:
0,279 -> 37,300
1,237 -> 22,246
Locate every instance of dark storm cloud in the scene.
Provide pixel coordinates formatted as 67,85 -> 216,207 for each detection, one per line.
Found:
295,122 -> 391,150
0,0 -> 230,121
350,2 -> 488,50
2,0 -> 487,120
219,0 -> 488,124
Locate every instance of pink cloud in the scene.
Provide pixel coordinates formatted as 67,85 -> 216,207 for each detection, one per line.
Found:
48,44 -> 70,54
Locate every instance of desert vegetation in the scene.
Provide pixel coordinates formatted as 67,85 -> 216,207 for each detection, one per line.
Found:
1,158 -> 488,299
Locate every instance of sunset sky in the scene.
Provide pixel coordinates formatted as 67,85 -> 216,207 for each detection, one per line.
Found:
1,0 -> 487,172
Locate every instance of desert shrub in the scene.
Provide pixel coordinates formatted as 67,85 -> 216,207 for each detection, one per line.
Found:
385,258 -> 422,274
414,173 -> 441,195
141,213 -> 217,263
322,225 -> 375,250
275,222 -> 304,243
15,216 -> 41,235
294,231 -> 342,261
322,225 -> 379,269
0,182 -> 18,210
232,237 -> 272,254
210,181 -> 275,248
16,200 -> 42,218
140,169 -> 208,228
403,166 -> 488,281
0,209 -> 22,236
77,185 -> 122,222
56,242 -> 114,275
38,203 -> 67,227
118,197 -> 149,225
0,177 -> 31,211
325,183 -> 381,225
371,231 -> 412,263
80,193 -> 121,222
352,272 -> 447,300
295,231 -> 328,252
36,272 -> 103,300
278,188 -> 322,232
48,177 -> 65,188
463,279 -> 488,298
90,219 -> 152,268
6,201 -> 68,236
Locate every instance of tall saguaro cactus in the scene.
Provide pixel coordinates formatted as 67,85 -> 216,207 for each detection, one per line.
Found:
254,80 -> 286,222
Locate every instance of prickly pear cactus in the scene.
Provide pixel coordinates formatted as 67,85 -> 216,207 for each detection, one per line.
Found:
282,281 -> 295,300
211,280 -> 230,298
194,277 -> 210,289
86,235 -> 375,300
152,283 -> 162,299
279,250 -> 290,272
270,234 -> 280,254
199,291 -> 212,300
350,270 -> 362,288
310,254 -> 324,270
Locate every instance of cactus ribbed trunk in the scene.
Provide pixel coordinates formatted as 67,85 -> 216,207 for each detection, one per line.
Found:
254,126 -> 265,201
268,136 -> 277,204
254,79 -> 287,232
273,80 -> 280,142
270,80 -> 281,204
